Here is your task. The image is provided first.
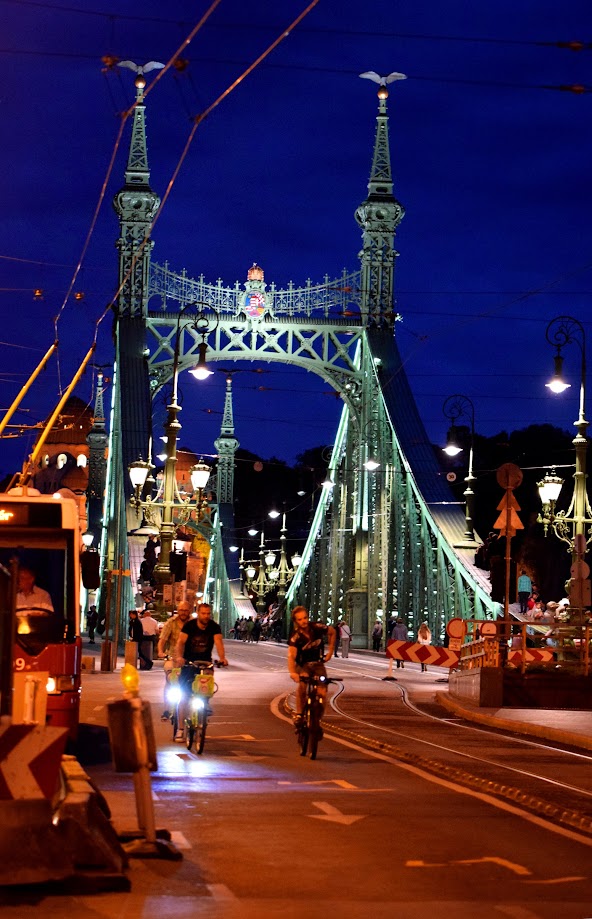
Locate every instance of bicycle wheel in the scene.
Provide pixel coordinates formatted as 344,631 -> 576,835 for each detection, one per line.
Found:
308,701 -> 322,760
196,709 -> 208,754
185,718 -> 195,752
171,707 -> 178,741
298,719 -> 309,757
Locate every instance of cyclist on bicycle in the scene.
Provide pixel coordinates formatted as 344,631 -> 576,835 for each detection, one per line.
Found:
288,606 -> 335,727
157,599 -> 192,721
174,602 -> 228,742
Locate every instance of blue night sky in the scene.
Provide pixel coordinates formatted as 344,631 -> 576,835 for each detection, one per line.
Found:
1,0 -> 591,481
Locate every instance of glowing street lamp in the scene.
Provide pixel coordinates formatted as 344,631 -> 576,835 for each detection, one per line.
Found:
128,302 -> 216,612
539,316 -> 592,625
442,394 -> 476,540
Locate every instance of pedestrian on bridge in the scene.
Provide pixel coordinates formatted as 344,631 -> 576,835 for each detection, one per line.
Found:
371,619 -> 383,652
339,620 -> 352,658
417,622 -> 432,672
517,569 -> 532,615
391,619 -> 407,668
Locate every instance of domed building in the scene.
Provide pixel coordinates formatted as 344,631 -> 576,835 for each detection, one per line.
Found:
31,395 -> 94,531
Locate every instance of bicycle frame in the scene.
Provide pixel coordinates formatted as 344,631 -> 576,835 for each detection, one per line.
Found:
296,674 -> 342,760
167,662 -> 218,754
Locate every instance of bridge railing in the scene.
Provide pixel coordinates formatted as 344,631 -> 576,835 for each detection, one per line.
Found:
148,263 -> 363,319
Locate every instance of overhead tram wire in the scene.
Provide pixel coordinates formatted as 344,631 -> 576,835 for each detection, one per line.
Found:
55,0 -> 224,328
5,2 -> 592,52
0,51 -> 590,95
4,2 -> 225,425
382,259 -> 592,391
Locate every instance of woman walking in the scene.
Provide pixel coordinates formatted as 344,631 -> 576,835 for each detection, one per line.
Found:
417,621 -> 432,672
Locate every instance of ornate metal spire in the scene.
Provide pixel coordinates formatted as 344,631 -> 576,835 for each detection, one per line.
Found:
355,74 -> 406,328
112,73 -> 161,318
214,376 -> 240,505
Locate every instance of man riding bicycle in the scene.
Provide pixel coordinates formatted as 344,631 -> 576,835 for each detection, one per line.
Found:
157,599 -> 192,721
287,606 -> 335,727
174,602 -> 228,742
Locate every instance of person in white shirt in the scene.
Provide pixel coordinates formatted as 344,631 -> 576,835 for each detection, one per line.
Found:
339,620 -> 352,658
139,607 -> 160,670
16,566 -> 54,616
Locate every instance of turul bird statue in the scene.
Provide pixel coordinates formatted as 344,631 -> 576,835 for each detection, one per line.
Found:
359,71 -> 407,85
117,60 -> 165,74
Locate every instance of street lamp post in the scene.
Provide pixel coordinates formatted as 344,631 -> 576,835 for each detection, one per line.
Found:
443,394 -> 476,540
128,302 -> 215,613
538,316 -> 592,625
241,518 -> 301,617
275,512 -> 302,607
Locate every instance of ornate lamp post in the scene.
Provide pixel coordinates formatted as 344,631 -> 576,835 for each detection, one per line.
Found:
443,394 -> 476,540
538,316 -> 592,624
275,512 -> 302,607
241,517 -> 301,617
128,302 -> 215,613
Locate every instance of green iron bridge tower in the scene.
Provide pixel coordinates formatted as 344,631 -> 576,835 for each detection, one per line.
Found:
104,71 -> 496,646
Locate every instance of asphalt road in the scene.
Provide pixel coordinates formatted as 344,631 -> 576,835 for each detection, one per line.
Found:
2,642 -> 592,918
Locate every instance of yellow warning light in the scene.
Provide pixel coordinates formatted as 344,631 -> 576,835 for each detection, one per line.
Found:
121,662 -> 140,696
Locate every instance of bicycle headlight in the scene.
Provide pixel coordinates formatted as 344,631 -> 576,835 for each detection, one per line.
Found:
190,696 -> 205,712
166,686 -> 182,706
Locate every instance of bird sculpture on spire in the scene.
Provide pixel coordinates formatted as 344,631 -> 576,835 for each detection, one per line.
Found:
117,60 -> 165,75
359,71 -> 407,86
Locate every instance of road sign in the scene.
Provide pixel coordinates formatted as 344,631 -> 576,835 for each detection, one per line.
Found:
507,649 -> 553,665
0,723 -> 68,800
493,488 -> 524,536
496,463 -> 523,490
478,621 -> 497,637
386,639 -> 460,669
446,617 -> 467,639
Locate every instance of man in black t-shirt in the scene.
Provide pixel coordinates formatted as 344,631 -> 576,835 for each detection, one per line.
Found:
288,606 -> 335,726
174,603 -> 228,742
177,603 -> 227,664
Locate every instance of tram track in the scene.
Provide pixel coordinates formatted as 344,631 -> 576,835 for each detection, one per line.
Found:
318,677 -> 592,838
247,643 -> 592,838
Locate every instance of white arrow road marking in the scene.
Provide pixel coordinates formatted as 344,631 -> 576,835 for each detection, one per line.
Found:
207,884 -> 237,901
494,908 -> 540,919
279,779 -> 357,789
213,734 -> 256,740
523,876 -> 587,884
407,858 -> 531,877
457,858 -> 531,876
309,801 -> 365,825
229,751 -> 268,762
169,831 -> 191,849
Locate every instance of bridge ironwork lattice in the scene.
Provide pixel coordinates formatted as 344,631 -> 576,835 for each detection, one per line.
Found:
104,75 -> 498,649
